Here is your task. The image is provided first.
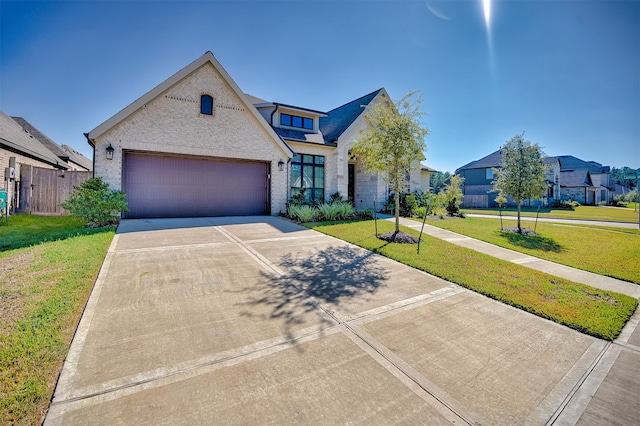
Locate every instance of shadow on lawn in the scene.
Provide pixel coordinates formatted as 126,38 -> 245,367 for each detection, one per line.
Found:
500,231 -> 563,252
0,226 -> 115,252
238,245 -> 389,343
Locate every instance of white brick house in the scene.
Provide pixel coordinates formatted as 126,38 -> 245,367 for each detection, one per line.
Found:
87,52 -> 428,218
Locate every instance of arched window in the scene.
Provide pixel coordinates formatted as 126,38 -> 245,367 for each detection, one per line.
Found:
201,94 -> 213,115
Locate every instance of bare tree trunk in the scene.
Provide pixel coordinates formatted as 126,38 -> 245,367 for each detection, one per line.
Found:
394,190 -> 400,234
517,200 -> 522,233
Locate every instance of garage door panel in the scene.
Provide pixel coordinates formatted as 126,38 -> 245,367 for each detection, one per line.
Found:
123,153 -> 269,218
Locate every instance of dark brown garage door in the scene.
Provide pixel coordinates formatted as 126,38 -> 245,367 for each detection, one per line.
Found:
123,152 -> 269,218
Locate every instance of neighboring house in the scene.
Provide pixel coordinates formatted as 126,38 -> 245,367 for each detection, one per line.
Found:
11,117 -> 92,171
455,150 -> 502,208
547,156 -> 612,205
419,165 -> 437,193
87,51 -> 429,218
0,110 -> 70,211
456,150 -> 611,207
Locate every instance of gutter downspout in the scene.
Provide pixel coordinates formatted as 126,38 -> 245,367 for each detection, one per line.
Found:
269,104 -> 279,126
84,133 -> 95,178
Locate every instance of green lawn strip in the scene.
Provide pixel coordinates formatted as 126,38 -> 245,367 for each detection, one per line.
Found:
462,205 -> 639,223
306,220 -> 638,341
417,217 -> 640,284
0,215 -> 112,252
0,232 -> 114,425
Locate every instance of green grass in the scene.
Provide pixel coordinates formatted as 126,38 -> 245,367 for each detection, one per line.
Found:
306,220 -> 638,342
0,216 -> 114,425
419,217 -> 640,284
0,214 -> 114,252
462,205 -> 640,223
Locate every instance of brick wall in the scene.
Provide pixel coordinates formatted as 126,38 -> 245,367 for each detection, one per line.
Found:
93,63 -> 290,215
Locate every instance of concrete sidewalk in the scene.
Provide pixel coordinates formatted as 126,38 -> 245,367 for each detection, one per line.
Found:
45,216 -> 640,425
392,216 -> 640,299
466,213 -> 640,230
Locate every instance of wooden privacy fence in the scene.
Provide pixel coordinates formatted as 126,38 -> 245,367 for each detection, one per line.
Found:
19,165 -> 92,215
462,194 -> 489,208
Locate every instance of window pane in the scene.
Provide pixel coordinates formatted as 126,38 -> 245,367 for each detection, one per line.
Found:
291,164 -> 301,187
302,166 -> 313,188
314,189 -> 324,202
201,95 -> 213,115
303,155 -> 314,164
303,117 -> 313,130
292,153 -> 301,163
292,116 -> 303,128
314,166 -> 324,188
314,156 -> 325,165
281,114 -> 292,126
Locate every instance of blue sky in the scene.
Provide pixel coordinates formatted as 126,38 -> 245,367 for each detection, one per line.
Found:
1,0 -> 638,173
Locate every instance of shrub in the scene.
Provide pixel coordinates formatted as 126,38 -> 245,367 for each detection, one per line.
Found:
438,174 -> 464,216
328,191 -> 346,204
318,203 -> 341,221
433,206 -> 447,219
413,206 -> 427,218
288,204 -> 318,222
336,202 -> 355,219
289,188 -> 308,206
402,194 -> 418,216
61,177 -> 128,227
551,199 -> 578,209
357,208 -> 374,220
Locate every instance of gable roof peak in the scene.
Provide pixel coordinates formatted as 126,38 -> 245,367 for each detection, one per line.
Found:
86,51 -> 293,157
319,88 -> 387,143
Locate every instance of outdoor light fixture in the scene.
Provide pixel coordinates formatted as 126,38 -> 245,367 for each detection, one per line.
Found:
278,160 -> 285,171
106,144 -> 114,160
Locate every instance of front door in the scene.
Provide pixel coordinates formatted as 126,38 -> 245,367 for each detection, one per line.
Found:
348,164 -> 355,205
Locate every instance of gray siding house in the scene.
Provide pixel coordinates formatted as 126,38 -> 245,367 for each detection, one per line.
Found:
456,150 -> 610,207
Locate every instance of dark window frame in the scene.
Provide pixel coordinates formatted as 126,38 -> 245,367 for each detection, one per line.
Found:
290,153 -> 325,203
280,113 -> 313,130
201,94 -> 213,115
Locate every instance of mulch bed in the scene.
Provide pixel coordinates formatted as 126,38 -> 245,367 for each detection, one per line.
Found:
377,231 -> 420,244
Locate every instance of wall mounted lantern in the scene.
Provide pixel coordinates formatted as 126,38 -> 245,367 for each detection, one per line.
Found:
106,144 -> 114,160
278,160 -> 285,171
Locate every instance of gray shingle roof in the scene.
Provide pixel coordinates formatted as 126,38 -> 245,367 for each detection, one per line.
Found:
560,169 -> 594,187
455,149 -> 502,173
61,144 -> 93,170
12,116 -> 92,170
319,89 -> 383,143
11,116 -> 67,157
0,111 -> 68,168
548,155 -> 608,174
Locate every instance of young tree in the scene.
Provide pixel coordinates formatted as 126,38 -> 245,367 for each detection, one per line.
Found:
429,171 -> 451,192
438,174 -> 465,216
351,91 -> 428,236
492,133 -> 547,233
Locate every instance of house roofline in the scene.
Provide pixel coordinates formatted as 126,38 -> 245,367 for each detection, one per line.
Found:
86,51 -> 293,158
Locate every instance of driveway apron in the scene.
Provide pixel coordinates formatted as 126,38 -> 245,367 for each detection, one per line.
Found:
45,217 -> 640,425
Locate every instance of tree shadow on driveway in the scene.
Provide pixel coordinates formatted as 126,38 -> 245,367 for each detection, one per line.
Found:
238,245 -> 389,344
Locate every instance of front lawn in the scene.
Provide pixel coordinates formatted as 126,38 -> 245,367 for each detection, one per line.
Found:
307,220 -> 637,342
419,217 -> 640,284
0,216 -> 114,425
0,214 -> 112,252
463,205 -> 639,223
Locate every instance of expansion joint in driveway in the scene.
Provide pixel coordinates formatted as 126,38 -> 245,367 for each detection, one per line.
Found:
215,224 -> 480,425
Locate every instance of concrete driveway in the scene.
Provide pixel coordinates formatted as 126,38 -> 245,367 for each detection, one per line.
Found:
45,217 -> 639,425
